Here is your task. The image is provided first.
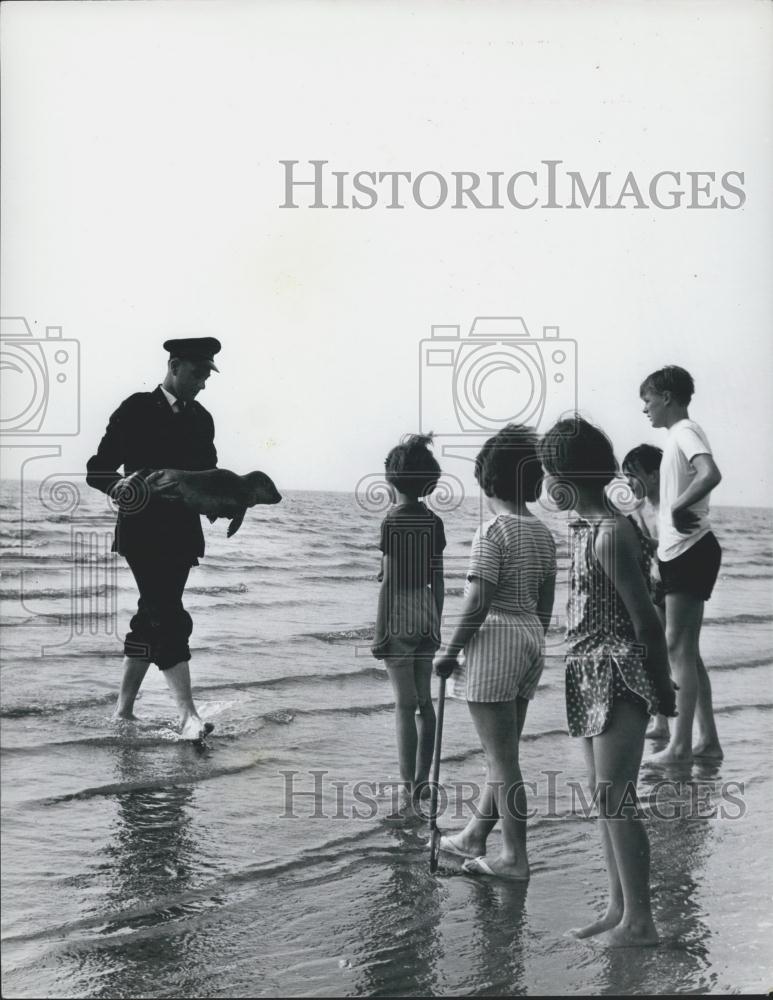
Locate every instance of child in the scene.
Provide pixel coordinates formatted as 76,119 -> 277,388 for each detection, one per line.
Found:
640,365 -> 724,763
372,434 -> 445,816
621,444 -> 670,740
539,416 -> 676,946
434,425 -> 556,880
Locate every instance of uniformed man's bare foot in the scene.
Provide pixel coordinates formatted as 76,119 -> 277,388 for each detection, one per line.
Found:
113,709 -> 140,722
569,905 -> 623,939
693,741 -> 723,760
646,744 -> 693,766
595,918 -> 659,948
180,714 -> 214,740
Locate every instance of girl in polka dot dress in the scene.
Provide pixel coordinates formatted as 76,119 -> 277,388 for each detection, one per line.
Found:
539,417 -> 677,948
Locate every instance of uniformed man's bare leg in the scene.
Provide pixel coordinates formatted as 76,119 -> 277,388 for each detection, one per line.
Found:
162,660 -> 214,740
113,656 -> 151,720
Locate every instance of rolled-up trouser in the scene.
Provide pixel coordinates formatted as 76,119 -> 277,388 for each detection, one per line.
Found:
123,555 -> 194,670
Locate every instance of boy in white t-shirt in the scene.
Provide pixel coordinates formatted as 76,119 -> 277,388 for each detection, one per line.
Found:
640,365 -> 723,764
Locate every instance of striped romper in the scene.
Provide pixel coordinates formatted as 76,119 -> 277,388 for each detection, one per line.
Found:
448,513 -> 557,703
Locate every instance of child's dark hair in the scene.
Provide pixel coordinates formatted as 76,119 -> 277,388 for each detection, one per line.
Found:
622,444 -> 663,475
474,424 -> 542,503
639,365 -> 695,405
384,433 -> 441,499
538,415 -> 618,488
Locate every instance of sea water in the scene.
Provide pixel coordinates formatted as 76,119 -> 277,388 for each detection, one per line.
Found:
1,482 -> 771,996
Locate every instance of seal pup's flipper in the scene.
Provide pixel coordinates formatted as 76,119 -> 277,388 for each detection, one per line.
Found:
227,507 -> 246,537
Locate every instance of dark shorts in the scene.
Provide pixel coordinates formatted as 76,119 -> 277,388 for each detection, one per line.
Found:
124,555 -> 194,670
658,531 -> 722,603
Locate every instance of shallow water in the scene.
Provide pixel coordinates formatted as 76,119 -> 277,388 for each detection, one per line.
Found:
1,484 -> 772,996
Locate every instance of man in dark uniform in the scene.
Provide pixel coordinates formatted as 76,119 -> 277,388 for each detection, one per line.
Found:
86,337 -> 221,739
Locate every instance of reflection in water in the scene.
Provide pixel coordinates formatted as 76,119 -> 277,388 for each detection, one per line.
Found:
353,828 -> 443,996
467,879 -> 528,995
103,745 -> 200,918
66,742 -> 211,997
592,774 -> 720,996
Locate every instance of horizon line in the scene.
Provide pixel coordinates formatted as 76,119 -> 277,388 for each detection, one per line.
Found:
0,479 -> 770,513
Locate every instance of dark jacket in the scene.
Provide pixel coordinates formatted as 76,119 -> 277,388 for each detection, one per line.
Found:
86,387 -> 217,560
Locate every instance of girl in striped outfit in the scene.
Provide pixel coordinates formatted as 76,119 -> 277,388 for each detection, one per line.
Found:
434,424 -> 556,880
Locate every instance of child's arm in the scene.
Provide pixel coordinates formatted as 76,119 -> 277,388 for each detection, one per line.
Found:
434,575 -> 496,677
672,453 -> 721,532
595,518 -> 677,716
536,573 -> 556,637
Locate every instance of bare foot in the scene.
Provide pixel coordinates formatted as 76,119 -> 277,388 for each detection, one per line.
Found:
693,742 -> 723,760
569,906 -> 623,939
413,782 -> 433,802
385,788 -> 422,825
645,722 -> 670,740
596,920 -> 659,948
113,710 -> 140,722
646,745 -> 693,766
411,783 -> 433,816
180,715 -> 214,740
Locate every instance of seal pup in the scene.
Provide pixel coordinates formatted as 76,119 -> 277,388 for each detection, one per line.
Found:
139,468 -> 281,536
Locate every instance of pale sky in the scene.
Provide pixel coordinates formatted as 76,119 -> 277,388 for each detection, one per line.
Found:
2,0 -> 772,505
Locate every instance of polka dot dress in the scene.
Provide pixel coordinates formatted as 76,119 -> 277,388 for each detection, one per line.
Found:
565,518 -> 659,738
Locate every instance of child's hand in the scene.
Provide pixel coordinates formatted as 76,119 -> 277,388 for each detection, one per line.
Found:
434,652 -> 459,679
656,676 -> 679,717
672,506 -> 701,532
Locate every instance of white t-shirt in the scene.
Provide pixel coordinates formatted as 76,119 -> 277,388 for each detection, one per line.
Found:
658,418 -> 713,561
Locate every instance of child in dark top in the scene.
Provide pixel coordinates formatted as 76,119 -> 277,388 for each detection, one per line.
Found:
622,444 -> 669,741
372,434 -> 446,816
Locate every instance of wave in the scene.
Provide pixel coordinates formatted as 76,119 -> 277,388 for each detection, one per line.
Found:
37,758 -> 270,806
721,557 -> 773,568
301,573 -> 376,583
196,664 -> 386,695
198,560 -> 293,573
186,582 -> 249,596
0,733 -> 198,756
715,701 -> 773,715
305,626 -> 375,643
0,552 -> 116,566
291,701 -> 395,719
0,538 -> 50,550
199,597 -> 306,612
442,728 -> 568,763
0,693 -> 116,719
0,666 -> 387,720
0,609 -> 117,627
712,655 -> 773,672
0,584 -> 115,601
0,825 -> 387,947
0,633 -> 313,665
704,612 -> 773,626
719,571 -> 773,581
